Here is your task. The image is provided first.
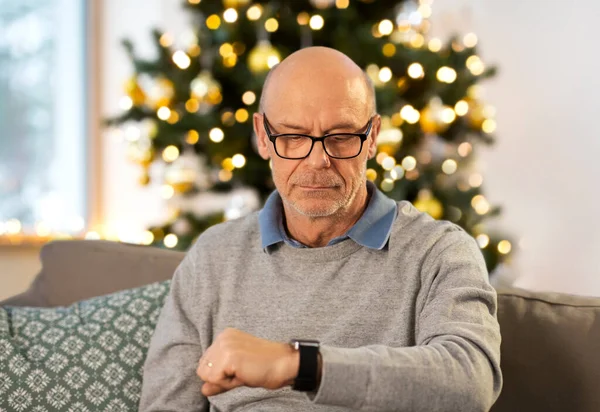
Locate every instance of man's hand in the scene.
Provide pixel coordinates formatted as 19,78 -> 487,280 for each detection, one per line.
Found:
197,328 -> 300,397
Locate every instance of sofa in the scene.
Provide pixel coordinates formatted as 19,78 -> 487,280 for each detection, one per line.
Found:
1,240 -> 599,411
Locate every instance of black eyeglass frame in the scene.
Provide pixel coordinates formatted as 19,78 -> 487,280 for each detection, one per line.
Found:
262,114 -> 374,160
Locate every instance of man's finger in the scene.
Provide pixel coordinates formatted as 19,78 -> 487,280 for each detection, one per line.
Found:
201,375 -> 244,397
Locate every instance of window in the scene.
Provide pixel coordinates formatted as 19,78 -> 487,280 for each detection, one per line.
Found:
0,0 -> 87,236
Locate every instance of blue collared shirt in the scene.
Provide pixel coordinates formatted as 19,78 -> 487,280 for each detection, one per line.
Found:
258,181 -> 398,251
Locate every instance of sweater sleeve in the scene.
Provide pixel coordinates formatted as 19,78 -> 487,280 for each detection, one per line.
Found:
139,249 -> 209,412
306,230 -> 503,412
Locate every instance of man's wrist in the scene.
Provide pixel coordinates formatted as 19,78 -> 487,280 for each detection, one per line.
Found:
283,342 -> 323,390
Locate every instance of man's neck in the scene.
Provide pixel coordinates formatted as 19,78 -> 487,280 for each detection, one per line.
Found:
282,187 -> 370,248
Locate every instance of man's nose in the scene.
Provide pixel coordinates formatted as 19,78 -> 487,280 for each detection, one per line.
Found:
305,140 -> 331,168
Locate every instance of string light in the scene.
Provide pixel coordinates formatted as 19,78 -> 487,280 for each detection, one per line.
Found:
157,106 -> 171,121
378,19 -> 394,36
482,119 -> 497,133
392,165 -> 405,180
498,240 -> 512,254
418,4 -> 432,18
185,98 -> 200,113
376,152 -> 388,164
469,174 -> 483,188
471,195 -> 490,215
219,43 -> 234,57
381,156 -> 396,170
401,156 -> 417,171
160,185 -> 175,199
206,14 -> 221,30
35,222 -> 51,237
467,55 -> 485,75
297,12 -> 310,25
441,108 -> 456,123
162,145 -> 180,162
310,15 -> 324,30
222,158 -> 235,171
6,219 -> 21,234
378,67 -> 392,82
336,0 -> 349,8
247,5 -> 262,20
159,33 -> 173,47
242,91 -> 256,105
235,108 -> 249,122
141,231 -> 154,246
428,38 -> 442,52
167,111 -> 179,124
188,0 -> 201,4
219,169 -> 233,182
223,8 -> 238,23
232,154 -> 246,168
410,34 -> 425,48
463,33 -> 478,48
119,96 -> 133,110
407,63 -> 424,79
380,179 -> 394,192
382,43 -> 396,57
172,51 -> 191,69
476,234 -> 490,249
436,66 -> 457,83
265,18 -> 279,32
400,105 -> 420,124
454,100 -> 469,116
209,128 -> 224,142
457,142 -> 472,157
186,130 -> 200,145
164,234 -> 179,248
366,168 -> 377,181
441,159 -> 458,175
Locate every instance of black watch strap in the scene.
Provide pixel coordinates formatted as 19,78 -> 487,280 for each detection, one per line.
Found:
290,339 -> 320,392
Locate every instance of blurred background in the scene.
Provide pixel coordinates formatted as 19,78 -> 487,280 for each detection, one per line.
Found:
1,0 -> 599,300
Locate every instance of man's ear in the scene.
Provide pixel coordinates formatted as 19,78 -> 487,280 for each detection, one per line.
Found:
366,114 -> 381,160
253,113 -> 271,160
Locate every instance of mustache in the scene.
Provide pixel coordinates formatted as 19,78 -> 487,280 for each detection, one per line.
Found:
291,174 -> 343,187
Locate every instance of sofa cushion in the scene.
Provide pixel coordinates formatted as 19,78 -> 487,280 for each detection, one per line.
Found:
0,280 -> 171,411
1,240 -> 184,307
491,287 -> 600,412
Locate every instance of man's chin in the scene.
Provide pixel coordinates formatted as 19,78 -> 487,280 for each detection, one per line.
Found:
288,199 -> 342,218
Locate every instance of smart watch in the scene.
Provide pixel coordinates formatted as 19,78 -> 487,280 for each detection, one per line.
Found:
289,339 -> 320,392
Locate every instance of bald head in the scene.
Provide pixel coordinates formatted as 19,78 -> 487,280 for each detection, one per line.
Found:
259,47 -> 376,118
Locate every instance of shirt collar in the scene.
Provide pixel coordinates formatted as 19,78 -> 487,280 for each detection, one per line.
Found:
259,181 -> 397,251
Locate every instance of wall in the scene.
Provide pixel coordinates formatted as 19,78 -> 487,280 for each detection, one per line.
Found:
430,0 -> 600,295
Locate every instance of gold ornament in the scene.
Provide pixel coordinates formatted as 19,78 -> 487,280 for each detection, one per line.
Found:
466,98 -> 486,129
139,170 -> 151,186
124,77 -> 146,106
413,189 -> 443,219
138,76 -> 175,110
420,97 -> 454,134
223,0 -> 250,7
247,41 -> 281,74
164,151 -> 209,193
376,116 -> 403,154
190,70 -> 222,111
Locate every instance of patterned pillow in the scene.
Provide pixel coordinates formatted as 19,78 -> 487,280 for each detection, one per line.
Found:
0,280 -> 171,412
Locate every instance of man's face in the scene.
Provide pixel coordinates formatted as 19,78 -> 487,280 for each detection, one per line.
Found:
255,66 -> 379,218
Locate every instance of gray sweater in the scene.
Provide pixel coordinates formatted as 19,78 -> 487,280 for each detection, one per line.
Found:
140,201 -> 502,411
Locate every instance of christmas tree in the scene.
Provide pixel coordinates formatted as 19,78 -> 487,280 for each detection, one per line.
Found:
107,0 -> 512,273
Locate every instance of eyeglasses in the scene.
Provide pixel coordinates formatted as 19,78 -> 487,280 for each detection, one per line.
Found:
263,114 -> 373,160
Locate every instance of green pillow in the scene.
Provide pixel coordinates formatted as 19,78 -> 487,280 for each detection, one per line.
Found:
0,280 -> 170,412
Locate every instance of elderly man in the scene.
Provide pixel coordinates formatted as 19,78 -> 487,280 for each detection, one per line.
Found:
140,47 -> 502,411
